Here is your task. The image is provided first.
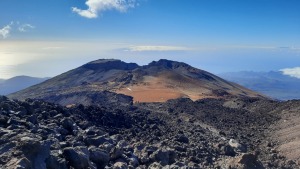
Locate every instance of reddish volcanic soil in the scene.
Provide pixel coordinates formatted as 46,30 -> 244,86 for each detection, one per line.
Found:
116,75 -> 216,102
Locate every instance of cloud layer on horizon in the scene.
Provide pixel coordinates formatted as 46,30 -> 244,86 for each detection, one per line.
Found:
127,45 -> 190,52
280,67 -> 300,79
72,0 -> 136,19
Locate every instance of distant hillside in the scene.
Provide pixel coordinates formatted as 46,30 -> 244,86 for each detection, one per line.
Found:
219,71 -> 300,100
0,76 -> 50,95
8,59 -> 263,105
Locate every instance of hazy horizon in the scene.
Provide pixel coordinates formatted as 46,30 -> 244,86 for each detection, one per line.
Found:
1,0 -> 300,79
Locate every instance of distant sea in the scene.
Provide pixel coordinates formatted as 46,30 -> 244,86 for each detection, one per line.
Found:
0,65 -> 15,79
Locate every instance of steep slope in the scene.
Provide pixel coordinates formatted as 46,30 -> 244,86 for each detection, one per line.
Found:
8,59 -> 263,105
267,100 -> 300,163
117,60 -> 262,102
219,71 -> 300,100
0,76 -> 50,95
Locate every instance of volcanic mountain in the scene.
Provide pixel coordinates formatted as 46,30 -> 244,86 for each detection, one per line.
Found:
8,59 -> 263,105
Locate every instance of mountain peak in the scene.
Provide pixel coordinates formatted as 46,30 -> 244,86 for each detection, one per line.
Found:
83,59 -> 139,71
87,59 -> 121,64
147,59 -> 190,69
9,59 -> 264,104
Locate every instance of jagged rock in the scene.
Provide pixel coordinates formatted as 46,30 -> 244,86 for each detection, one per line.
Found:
150,149 -> 170,166
148,162 -> 163,169
45,150 -> 68,169
27,115 -> 38,125
84,135 -> 111,147
63,146 -> 90,169
4,157 -> 31,169
110,145 -> 124,160
49,110 -> 59,116
7,117 -> 22,126
18,137 -> 50,169
129,156 -> 139,167
227,153 -> 263,169
175,134 -> 189,144
15,108 -> 27,116
0,142 -> 16,159
139,153 -> 150,164
219,144 -> 236,157
60,117 -> 75,131
110,134 -> 123,142
0,115 -> 8,126
117,140 -> 129,149
85,126 -> 106,136
99,142 -> 114,153
229,139 -> 247,153
89,147 -> 110,169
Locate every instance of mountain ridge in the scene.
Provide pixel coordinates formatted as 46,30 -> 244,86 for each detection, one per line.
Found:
8,59 -> 264,105
0,76 -> 50,95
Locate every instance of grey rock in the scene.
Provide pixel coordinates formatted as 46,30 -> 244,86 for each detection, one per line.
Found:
60,117 -> 75,131
18,137 -> 51,169
46,151 -> 68,169
89,147 -> 110,169
27,115 -> 38,125
63,146 -> 90,169
99,142 -> 114,153
110,146 -> 124,160
148,162 -> 163,169
175,134 -> 189,144
150,149 -> 170,166
222,145 -> 236,157
84,135 -> 111,147
4,157 -> 31,169
229,139 -> 247,153
129,156 -> 139,167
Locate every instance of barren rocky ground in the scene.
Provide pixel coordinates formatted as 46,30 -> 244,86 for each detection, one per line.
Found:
1,94 -> 299,169
267,100 -> 300,164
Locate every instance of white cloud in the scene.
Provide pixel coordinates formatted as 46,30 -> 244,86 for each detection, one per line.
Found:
0,22 -> 35,39
127,45 -> 190,52
280,67 -> 300,79
0,24 -> 12,39
18,24 -> 35,32
72,0 -> 136,19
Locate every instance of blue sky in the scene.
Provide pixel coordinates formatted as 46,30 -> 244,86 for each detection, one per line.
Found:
0,0 -> 300,78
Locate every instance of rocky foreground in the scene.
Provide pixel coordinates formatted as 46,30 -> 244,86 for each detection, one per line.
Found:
0,95 -> 299,169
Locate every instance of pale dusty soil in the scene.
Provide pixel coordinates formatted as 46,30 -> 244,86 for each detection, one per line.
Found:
272,106 -> 300,163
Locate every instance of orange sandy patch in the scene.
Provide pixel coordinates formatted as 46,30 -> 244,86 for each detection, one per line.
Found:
119,88 -> 184,102
116,75 -> 213,102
